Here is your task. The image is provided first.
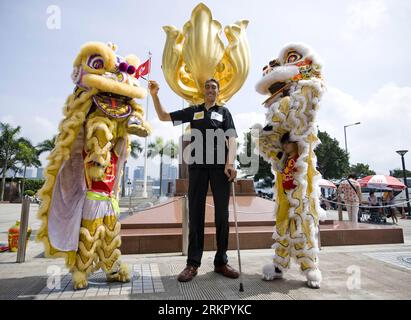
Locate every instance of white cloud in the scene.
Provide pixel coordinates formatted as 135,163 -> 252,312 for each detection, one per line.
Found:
33,116 -> 56,135
0,115 -> 16,126
318,83 -> 411,174
0,114 -> 57,145
0,113 -> 59,173
342,0 -> 389,40
347,0 -> 388,29
0,115 -> 57,144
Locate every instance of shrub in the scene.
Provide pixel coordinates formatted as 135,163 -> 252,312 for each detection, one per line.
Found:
24,190 -> 35,197
24,179 -> 45,194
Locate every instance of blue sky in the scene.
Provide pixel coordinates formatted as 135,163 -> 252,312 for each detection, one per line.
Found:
1,0 -> 411,177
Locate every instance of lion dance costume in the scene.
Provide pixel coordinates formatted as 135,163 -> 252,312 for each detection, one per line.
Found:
36,42 -> 151,290
253,43 -> 326,289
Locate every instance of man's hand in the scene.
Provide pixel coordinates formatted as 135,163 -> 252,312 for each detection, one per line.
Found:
224,164 -> 237,182
148,80 -> 171,122
148,80 -> 159,97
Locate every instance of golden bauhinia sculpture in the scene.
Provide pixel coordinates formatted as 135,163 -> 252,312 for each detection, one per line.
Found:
162,2 -> 250,105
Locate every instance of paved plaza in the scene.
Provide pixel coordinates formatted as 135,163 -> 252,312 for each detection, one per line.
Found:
0,203 -> 411,300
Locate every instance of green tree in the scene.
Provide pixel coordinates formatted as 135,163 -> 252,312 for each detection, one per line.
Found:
121,140 -> 143,197
148,137 -> 178,196
0,123 -> 22,201
16,139 -> 41,199
315,130 -> 350,179
237,131 -> 274,182
36,135 -> 57,155
349,163 -> 376,178
391,169 -> 411,178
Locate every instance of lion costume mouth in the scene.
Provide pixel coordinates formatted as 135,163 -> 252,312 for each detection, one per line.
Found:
93,92 -> 132,119
261,81 -> 292,105
255,65 -> 299,98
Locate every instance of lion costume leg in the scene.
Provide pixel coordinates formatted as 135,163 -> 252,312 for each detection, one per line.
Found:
72,219 -> 104,290
71,197 -> 130,290
262,173 -> 291,280
293,218 -> 322,289
262,171 -> 322,288
99,215 -> 131,283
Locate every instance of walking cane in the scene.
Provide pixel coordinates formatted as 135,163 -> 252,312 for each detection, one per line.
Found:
231,180 -> 244,292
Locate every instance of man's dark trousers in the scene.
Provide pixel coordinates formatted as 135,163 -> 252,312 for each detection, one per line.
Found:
187,167 -> 230,268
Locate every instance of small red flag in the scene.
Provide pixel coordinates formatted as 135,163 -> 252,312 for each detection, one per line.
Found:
135,58 -> 151,79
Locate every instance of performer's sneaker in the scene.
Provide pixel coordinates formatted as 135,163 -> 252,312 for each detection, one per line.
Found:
177,265 -> 198,282
214,264 -> 240,279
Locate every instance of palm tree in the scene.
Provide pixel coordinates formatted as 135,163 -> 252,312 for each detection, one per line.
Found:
121,140 -> 143,197
0,123 -> 22,201
36,135 -> 57,155
147,137 -> 178,197
16,139 -> 41,199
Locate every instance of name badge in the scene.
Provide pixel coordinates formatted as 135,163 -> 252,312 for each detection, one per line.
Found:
211,112 -> 223,122
193,111 -> 204,120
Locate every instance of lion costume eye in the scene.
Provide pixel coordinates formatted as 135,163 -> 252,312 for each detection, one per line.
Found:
286,51 -> 302,64
87,55 -> 105,70
269,59 -> 280,68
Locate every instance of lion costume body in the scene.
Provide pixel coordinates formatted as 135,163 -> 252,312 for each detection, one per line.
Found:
253,43 -> 326,288
36,42 -> 151,290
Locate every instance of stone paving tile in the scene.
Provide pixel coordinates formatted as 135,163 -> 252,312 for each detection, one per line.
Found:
29,264 -> 166,299
364,251 -> 411,271
84,287 -> 99,297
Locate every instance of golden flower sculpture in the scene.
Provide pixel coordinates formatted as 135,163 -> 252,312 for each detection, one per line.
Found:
162,3 -> 250,105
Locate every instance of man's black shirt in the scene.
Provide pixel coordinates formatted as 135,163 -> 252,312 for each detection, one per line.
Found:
169,103 -> 237,168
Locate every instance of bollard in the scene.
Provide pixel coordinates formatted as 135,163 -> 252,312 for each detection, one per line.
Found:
182,196 -> 189,256
16,197 -> 31,263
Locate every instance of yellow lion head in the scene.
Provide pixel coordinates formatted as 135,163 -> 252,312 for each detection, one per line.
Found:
70,42 -> 151,137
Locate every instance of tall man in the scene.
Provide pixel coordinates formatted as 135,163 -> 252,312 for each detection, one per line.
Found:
148,78 -> 239,282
